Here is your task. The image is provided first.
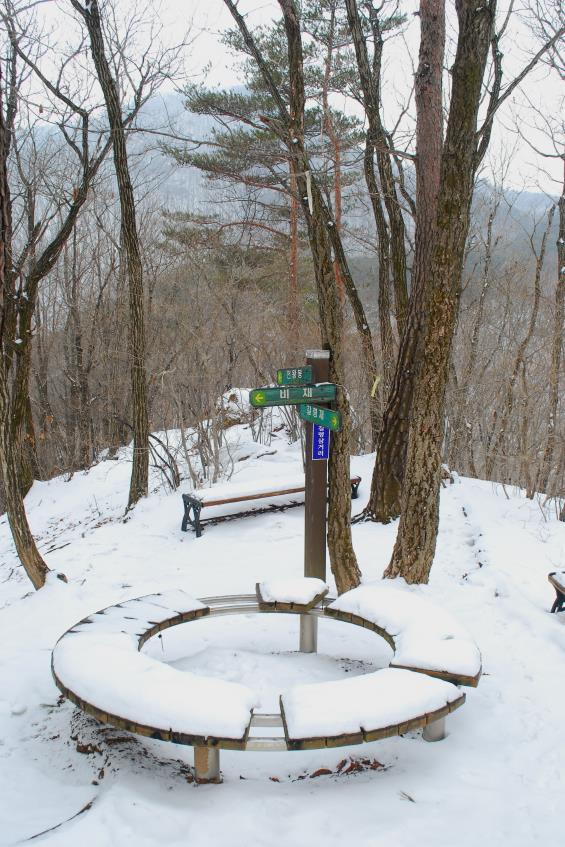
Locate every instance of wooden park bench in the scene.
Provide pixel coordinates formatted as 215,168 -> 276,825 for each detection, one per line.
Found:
548,571 -> 565,613
181,474 -> 362,537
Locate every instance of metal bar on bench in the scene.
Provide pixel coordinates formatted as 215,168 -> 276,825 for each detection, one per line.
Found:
202,594 -> 257,605
250,713 -> 283,728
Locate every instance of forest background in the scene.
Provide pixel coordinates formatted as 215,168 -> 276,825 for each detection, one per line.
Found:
0,0 -> 563,591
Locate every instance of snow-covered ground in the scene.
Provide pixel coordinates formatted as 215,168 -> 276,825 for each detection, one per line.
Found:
0,420 -> 564,846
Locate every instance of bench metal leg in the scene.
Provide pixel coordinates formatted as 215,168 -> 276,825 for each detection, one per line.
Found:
423,716 -> 446,742
194,745 -> 221,783
299,614 -> 317,653
551,590 -> 565,613
181,495 -> 203,537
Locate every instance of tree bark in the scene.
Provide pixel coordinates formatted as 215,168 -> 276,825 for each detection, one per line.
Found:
0,64 -> 50,589
72,0 -> 149,510
288,162 -> 299,341
537,164 -> 564,494
366,0 -> 445,522
364,138 -> 394,400
385,0 -> 494,583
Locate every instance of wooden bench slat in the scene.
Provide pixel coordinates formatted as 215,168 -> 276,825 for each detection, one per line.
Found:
201,485 -> 307,508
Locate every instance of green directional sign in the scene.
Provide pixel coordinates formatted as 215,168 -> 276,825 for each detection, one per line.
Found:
276,366 -> 313,386
299,403 -> 342,432
250,384 -> 336,408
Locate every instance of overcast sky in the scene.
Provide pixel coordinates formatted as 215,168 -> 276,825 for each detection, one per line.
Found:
40,0 -> 564,195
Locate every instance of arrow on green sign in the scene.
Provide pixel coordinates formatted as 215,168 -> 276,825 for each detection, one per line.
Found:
250,384 -> 336,408
276,366 -> 313,386
299,403 -> 342,432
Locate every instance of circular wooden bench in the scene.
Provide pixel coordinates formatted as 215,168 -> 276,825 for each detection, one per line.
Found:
52,583 -> 480,783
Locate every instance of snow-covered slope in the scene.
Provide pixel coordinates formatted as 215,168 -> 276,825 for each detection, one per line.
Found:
0,426 -> 563,846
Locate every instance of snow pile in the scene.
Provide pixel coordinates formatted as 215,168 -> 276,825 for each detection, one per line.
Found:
281,668 -> 462,740
257,577 -> 329,605
329,584 -> 482,682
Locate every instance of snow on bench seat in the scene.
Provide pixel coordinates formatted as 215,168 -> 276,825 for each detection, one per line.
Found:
256,577 -> 329,610
326,584 -> 481,687
52,590 -> 258,745
192,475 -> 311,506
281,668 -> 465,749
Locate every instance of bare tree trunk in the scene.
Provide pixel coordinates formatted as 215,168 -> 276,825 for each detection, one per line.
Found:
72,0 -> 149,509
0,65 -> 50,589
0,363 -> 50,588
280,0 -> 361,592
224,0 -> 361,592
288,163 -> 299,340
449,198 -> 499,469
328,224 -> 381,449
365,0 -> 445,522
319,4 -> 345,304
364,139 -> 394,400
485,206 -> 553,480
537,167 -> 564,493
385,0 -> 494,583
345,0 -> 409,337
67,231 -> 93,469
10,343 -> 37,494
314,0 -> 380,447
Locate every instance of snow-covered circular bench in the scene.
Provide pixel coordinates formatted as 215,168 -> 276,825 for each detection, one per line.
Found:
324,583 -> 482,688
52,580 -> 480,782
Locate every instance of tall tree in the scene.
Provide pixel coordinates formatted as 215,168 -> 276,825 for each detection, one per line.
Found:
223,0 -> 362,593
0,61 -> 51,588
70,0 -> 149,509
525,0 -> 564,499
384,0 -> 495,581
358,0 -> 563,526
348,0 -> 445,522
174,6 -> 383,446
0,3 -> 124,587
345,0 -> 409,344
1,6 -> 113,495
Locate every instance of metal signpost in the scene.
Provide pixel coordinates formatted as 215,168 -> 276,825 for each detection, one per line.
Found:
250,349 -> 333,654
301,350 -> 330,653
